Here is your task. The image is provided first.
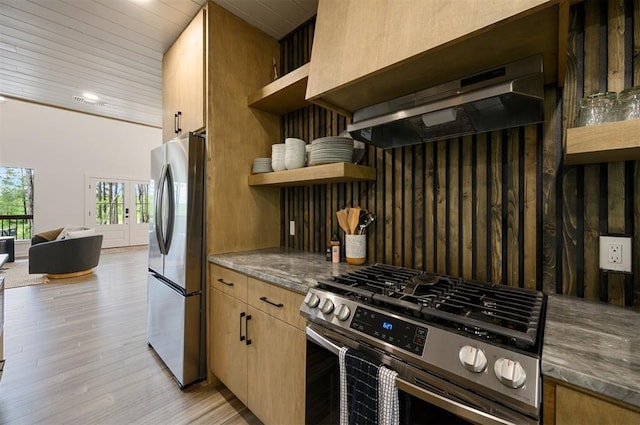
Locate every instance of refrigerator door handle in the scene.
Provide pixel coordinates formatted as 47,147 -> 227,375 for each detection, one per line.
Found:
155,165 -> 168,254
163,164 -> 175,253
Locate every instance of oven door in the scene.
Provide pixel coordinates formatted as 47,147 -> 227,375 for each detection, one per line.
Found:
305,323 -> 539,425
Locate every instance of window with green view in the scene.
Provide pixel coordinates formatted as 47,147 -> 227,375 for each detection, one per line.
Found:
0,166 -> 35,240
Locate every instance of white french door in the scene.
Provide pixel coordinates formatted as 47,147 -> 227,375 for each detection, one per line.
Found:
86,177 -> 150,248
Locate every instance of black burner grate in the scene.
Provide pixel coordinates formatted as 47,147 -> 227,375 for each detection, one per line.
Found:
318,263 -> 545,349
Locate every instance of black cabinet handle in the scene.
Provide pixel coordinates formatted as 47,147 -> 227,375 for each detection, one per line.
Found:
239,312 -> 246,342
176,111 -> 182,134
260,296 -> 284,308
217,278 -> 234,287
174,112 -> 179,134
245,315 -> 252,345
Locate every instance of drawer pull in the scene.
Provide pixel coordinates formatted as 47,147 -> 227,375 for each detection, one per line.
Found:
260,296 -> 284,308
239,312 -> 246,342
218,278 -> 234,287
245,314 -> 252,345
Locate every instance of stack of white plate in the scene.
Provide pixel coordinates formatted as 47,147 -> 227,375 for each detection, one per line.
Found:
284,138 -> 306,169
252,158 -> 272,174
308,136 -> 354,166
271,143 -> 286,171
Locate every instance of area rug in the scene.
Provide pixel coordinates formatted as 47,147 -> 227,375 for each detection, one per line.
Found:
0,260 -> 49,289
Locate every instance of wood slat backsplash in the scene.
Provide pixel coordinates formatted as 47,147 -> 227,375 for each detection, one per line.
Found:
279,1 -> 639,308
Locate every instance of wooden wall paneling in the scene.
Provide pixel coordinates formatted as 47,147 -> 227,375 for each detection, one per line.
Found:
414,144 -> 425,270
490,132 -> 503,284
392,148 -> 400,264
607,0 -> 627,306
425,142 -> 436,272
462,136 -> 473,280
449,138 -> 460,276
385,149 -> 394,264
561,164 -> 578,297
403,147 -> 414,268
562,5 -> 579,298
524,125 -> 538,290
635,162 -> 640,306
506,129 -> 520,287
374,147 -> 384,263
475,133 -> 488,281
581,0 -> 602,301
331,184 -> 338,241
307,186 -> 313,252
436,140 -> 447,274
635,1 -> 640,307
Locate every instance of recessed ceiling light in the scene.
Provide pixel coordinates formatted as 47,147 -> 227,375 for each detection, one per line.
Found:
82,92 -> 99,102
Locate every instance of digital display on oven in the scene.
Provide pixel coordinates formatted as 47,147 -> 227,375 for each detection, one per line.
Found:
350,306 -> 427,355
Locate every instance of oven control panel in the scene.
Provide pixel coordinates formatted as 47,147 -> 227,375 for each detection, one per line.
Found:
349,306 -> 428,356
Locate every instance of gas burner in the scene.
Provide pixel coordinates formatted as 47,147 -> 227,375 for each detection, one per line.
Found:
318,263 -> 545,351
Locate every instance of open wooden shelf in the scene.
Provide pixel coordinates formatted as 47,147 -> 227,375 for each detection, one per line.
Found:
248,162 -> 376,187
247,63 -> 310,115
565,119 -> 640,164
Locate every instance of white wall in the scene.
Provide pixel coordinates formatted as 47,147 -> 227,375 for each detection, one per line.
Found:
0,99 -> 161,256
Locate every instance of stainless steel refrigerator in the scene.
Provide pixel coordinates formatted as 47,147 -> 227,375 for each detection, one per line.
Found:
147,132 -> 205,388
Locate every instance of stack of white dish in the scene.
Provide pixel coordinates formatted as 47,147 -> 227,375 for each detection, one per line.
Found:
252,158 -> 273,174
271,143 -> 286,171
308,136 -> 354,166
284,138 -> 306,169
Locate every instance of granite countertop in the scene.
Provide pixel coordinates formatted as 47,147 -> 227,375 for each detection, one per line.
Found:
208,247 -> 363,294
542,295 -> 640,408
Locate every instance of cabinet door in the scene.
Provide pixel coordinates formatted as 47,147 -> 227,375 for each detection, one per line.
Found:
177,7 -> 205,135
247,307 -> 305,425
211,289 -> 248,405
162,38 -> 181,142
554,384 -> 640,425
161,8 -> 205,142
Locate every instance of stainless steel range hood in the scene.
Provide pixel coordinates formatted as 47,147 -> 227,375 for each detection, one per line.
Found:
347,55 -> 544,149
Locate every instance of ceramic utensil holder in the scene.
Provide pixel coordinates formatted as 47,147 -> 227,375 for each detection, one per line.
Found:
345,234 -> 366,265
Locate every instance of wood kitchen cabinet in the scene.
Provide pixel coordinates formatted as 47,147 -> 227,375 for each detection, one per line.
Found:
162,8 -> 205,142
306,0 -> 567,116
544,377 -> 640,425
209,265 -> 306,425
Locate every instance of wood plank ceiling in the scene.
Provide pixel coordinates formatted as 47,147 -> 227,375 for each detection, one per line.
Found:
0,0 -> 318,127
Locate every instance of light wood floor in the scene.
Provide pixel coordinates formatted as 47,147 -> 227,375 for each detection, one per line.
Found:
0,246 -> 262,425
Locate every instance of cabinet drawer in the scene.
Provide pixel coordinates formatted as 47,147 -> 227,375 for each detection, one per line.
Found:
247,278 -> 305,331
210,264 -> 248,301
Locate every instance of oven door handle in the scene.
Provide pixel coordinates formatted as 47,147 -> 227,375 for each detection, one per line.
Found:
306,326 -> 527,425
306,326 -> 341,355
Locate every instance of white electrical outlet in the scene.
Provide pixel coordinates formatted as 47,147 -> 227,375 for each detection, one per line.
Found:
599,236 -> 632,272
289,220 -> 295,236
608,243 -> 622,264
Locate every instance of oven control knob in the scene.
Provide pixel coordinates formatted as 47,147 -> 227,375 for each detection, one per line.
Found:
458,345 -> 487,373
319,298 -> 335,314
335,304 -> 351,321
304,292 -> 320,308
494,358 -> 526,389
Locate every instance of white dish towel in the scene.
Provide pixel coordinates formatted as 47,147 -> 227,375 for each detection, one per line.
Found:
378,366 -> 400,425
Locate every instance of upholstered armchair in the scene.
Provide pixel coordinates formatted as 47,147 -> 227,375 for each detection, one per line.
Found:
29,228 -> 103,278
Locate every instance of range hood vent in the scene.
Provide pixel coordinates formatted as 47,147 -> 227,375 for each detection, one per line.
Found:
347,55 -> 544,149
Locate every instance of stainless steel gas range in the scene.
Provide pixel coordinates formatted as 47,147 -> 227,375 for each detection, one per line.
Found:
301,263 -> 546,425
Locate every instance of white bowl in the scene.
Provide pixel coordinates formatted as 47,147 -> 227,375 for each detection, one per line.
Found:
272,160 -> 286,172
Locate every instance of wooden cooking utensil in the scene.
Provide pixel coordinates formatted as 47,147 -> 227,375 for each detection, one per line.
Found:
348,207 -> 361,235
336,209 -> 350,234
